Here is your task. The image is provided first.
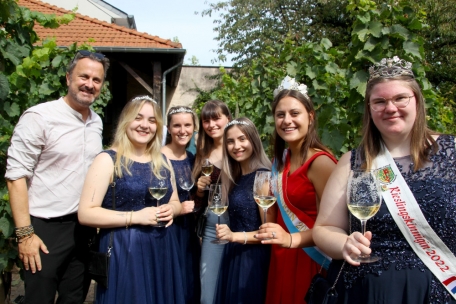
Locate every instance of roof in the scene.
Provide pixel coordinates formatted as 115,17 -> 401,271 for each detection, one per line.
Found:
18,0 -> 183,50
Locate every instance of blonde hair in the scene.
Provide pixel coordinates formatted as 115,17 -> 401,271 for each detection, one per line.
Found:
221,117 -> 271,194
111,96 -> 169,178
361,76 -> 438,171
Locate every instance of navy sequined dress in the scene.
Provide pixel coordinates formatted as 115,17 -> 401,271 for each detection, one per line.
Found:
169,152 -> 201,303
328,135 -> 456,304
214,170 -> 271,304
96,150 -> 185,304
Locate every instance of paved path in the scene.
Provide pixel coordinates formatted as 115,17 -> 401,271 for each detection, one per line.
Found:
8,266 -> 95,303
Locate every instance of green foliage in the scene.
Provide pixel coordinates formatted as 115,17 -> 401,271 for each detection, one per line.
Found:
199,0 -> 352,66
187,55 -> 200,66
195,0 -> 454,157
0,0 -> 112,273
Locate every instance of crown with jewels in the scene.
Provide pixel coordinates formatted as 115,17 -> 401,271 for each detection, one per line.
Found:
132,95 -> 157,104
224,120 -> 250,129
168,107 -> 193,115
368,56 -> 414,81
273,75 -> 308,98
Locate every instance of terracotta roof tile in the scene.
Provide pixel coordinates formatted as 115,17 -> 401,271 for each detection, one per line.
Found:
18,0 -> 183,49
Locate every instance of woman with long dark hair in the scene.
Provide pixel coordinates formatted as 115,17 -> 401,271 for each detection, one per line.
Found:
192,100 -> 232,304
257,77 -> 337,303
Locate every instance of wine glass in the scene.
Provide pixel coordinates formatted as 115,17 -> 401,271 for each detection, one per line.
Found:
201,158 -> 213,190
176,165 -> 199,212
253,171 -> 277,226
346,169 -> 382,263
149,178 -> 168,227
208,184 -> 229,245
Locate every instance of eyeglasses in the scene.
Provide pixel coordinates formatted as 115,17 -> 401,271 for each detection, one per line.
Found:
369,95 -> 414,112
72,50 -> 106,62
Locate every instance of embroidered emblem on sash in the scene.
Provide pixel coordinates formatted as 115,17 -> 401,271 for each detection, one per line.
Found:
377,165 -> 396,189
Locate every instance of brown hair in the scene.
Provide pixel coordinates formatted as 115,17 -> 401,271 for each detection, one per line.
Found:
221,117 -> 271,194
272,89 -> 332,172
192,100 -> 232,180
165,106 -> 197,146
361,76 -> 438,171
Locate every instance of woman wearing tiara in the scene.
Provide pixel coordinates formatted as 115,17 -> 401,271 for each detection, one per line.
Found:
161,106 -> 200,303
313,56 -> 456,303
78,96 -> 185,303
213,117 -> 271,303
256,77 -> 337,303
192,100 -> 232,304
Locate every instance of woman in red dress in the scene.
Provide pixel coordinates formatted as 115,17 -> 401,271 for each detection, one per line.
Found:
256,76 -> 337,303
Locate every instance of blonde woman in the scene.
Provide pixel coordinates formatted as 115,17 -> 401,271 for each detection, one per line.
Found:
78,96 -> 184,303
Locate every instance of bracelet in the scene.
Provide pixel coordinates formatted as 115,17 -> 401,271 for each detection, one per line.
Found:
15,225 -> 34,240
129,211 -> 133,227
288,233 -> 293,248
17,234 -> 34,243
243,231 -> 247,245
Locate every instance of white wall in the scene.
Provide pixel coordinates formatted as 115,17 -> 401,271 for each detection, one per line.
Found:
40,0 -> 124,22
168,66 -> 227,109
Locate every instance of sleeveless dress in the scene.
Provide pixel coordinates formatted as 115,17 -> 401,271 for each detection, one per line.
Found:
214,170 -> 271,304
266,150 -> 337,304
96,150 -> 185,304
169,151 -> 201,303
198,166 -> 230,304
328,135 -> 456,304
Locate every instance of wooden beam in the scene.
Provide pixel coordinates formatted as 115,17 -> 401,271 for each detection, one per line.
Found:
118,61 -> 154,95
153,62 -> 162,104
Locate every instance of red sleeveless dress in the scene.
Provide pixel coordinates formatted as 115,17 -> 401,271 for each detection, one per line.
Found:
266,150 -> 337,304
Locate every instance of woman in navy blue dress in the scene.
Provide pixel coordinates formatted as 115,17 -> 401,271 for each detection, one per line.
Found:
78,95 -> 185,304
214,117 -> 272,303
161,106 -> 201,303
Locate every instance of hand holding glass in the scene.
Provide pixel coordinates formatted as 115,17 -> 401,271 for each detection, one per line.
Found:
346,169 -> 382,263
208,184 -> 229,245
177,166 -> 199,212
201,158 -> 213,190
253,171 -> 277,226
149,179 -> 168,227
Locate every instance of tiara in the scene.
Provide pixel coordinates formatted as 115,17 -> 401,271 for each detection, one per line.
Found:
273,76 -> 308,97
132,95 -> 157,104
225,120 -> 250,129
169,107 -> 193,115
368,56 -> 414,81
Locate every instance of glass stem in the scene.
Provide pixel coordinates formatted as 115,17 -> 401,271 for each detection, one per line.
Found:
263,208 -> 267,223
360,219 -> 368,257
360,219 -> 367,236
217,215 -> 221,239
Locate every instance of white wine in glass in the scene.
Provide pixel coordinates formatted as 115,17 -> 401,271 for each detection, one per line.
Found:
347,169 -> 382,263
253,171 -> 277,229
149,179 -> 168,227
208,184 -> 229,245
201,158 -> 213,190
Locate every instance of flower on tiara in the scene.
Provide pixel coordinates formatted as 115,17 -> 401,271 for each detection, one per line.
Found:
168,107 -> 193,115
273,75 -> 308,97
225,120 -> 250,129
132,95 -> 157,104
368,56 -> 414,81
